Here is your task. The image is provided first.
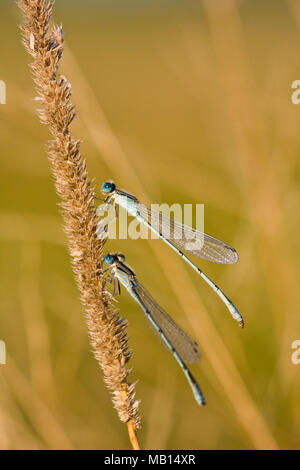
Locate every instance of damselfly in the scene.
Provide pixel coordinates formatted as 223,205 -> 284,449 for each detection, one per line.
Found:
104,253 -> 206,406
98,181 -> 244,328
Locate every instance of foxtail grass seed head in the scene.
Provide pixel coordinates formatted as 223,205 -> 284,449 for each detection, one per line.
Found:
18,0 -> 140,431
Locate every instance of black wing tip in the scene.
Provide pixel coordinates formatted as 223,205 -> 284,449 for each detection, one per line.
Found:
229,247 -> 239,264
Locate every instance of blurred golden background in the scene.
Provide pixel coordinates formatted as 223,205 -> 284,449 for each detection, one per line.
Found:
0,0 -> 300,449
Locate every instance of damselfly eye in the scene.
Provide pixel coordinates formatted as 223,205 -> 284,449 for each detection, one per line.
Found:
117,254 -> 125,262
101,181 -> 116,194
104,254 -> 113,264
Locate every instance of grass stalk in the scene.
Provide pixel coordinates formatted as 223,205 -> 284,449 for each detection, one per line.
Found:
17,0 -> 140,448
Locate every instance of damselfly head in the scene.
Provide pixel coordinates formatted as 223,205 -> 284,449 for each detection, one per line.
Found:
104,253 -> 114,265
101,181 -> 116,194
105,253 -> 125,265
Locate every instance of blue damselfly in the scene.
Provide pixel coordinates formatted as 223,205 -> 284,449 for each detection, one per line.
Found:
98,181 -> 244,327
104,253 -> 206,406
